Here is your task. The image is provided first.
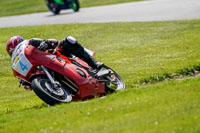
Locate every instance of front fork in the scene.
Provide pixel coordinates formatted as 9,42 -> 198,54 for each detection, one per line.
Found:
41,66 -> 60,89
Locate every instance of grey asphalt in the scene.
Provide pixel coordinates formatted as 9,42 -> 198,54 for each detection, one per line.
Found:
0,0 -> 200,28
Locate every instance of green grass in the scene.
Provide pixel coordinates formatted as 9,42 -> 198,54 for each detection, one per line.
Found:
0,0 -> 143,17
1,77 -> 200,133
0,20 -> 200,132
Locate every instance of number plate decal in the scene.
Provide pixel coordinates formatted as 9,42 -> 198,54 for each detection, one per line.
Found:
12,41 -> 32,76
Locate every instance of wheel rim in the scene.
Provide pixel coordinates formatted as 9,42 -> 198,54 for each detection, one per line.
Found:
44,82 -> 64,96
106,73 -> 124,90
100,67 -> 125,91
40,79 -> 72,102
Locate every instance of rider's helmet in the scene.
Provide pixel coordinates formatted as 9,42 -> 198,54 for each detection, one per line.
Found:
6,36 -> 24,56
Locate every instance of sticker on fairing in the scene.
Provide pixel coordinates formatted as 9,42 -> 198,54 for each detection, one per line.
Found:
12,41 -> 32,76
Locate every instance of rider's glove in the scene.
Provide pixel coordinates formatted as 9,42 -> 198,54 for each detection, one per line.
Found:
38,39 -> 58,51
38,41 -> 49,51
45,39 -> 58,49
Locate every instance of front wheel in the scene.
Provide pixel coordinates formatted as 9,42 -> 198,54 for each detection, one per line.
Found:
70,0 -> 80,12
31,76 -> 72,105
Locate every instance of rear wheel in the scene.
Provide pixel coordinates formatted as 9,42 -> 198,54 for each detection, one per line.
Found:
46,0 -> 61,14
98,65 -> 126,93
70,0 -> 80,12
32,76 -> 72,105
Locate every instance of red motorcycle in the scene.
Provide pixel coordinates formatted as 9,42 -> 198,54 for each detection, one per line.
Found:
12,40 -> 126,105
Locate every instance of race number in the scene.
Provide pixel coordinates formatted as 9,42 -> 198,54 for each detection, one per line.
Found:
12,41 -> 32,76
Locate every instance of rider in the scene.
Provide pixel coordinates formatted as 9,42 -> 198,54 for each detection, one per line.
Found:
6,35 -> 103,69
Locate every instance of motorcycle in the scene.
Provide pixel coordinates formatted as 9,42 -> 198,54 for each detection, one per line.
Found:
11,40 -> 126,105
45,0 -> 80,15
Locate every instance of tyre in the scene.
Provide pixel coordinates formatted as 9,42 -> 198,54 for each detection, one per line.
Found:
99,65 -> 126,93
52,8 -> 61,14
46,0 -> 61,14
31,76 -> 72,105
70,0 -> 80,12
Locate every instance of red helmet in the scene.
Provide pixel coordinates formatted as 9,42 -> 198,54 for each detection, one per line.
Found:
6,36 -> 24,56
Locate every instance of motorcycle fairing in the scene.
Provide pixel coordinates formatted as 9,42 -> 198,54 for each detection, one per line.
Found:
74,78 -> 105,100
54,0 -> 72,9
55,0 -> 64,5
22,44 -> 105,99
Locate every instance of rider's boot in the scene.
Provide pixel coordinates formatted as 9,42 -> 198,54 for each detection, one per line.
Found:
82,51 -> 104,69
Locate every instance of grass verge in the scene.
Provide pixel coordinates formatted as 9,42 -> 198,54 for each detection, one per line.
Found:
1,76 -> 200,133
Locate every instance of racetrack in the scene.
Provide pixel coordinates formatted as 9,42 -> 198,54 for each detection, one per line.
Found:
0,0 -> 200,28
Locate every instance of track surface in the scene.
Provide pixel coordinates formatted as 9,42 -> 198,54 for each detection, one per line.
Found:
0,0 -> 200,28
